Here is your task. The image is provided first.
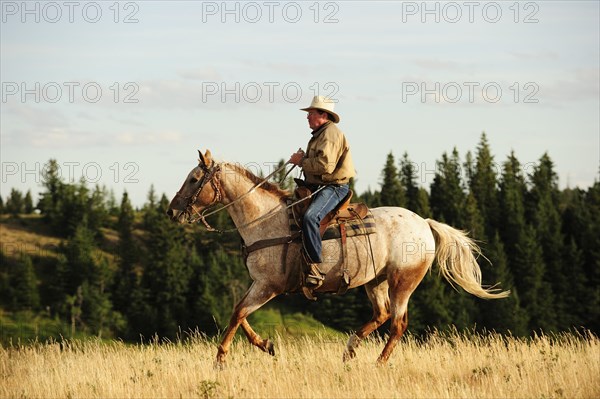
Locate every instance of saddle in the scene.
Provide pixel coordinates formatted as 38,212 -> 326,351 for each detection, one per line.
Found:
292,182 -> 369,237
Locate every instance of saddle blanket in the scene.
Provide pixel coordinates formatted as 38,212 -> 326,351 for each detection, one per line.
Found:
288,207 -> 377,241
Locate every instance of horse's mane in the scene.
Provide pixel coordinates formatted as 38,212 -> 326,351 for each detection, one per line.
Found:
225,163 -> 291,199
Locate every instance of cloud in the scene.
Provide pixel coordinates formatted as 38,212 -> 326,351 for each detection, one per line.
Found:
178,67 -> 222,81
509,51 -> 560,61
115,130 -> 183,145
413,58 -> 465,71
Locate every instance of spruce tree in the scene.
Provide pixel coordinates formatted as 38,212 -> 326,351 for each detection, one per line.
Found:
582,182 -> 600,332
513,224 -> 557,332
112,192 -> 139,318
477,233 -> 528,335
430,149 -> 466,227
55,221 -> 119,336
141,194 -> 192,338
429,148 -> 479,330
409,270 -> 453,335
498,152 -> 528,265
8,253 -> 40,311
527,153 -> 567,329
379,152 -> 405,206
24,190 -> 34,214
6,188 -> 24,216
38,159 -> 63,229
400,152 -> 430,216
470,133 -> 500,238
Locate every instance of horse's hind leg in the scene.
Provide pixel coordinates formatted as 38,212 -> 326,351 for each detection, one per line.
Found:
343,279 -> 390,362
216,281 -> 277,365
376,269 -> 423,365
240,318 -> 275,356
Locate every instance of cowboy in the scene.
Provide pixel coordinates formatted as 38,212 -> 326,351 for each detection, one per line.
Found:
289,96 -> 356,299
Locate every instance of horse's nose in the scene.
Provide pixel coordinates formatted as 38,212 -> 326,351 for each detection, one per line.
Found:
166,208 -> 174,219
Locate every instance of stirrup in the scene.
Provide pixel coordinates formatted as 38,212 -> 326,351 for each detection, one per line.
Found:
302,271 -> 324,301
302,286 -> 318,301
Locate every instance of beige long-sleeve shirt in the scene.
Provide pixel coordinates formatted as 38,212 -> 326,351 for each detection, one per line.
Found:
301,121 -> 356,185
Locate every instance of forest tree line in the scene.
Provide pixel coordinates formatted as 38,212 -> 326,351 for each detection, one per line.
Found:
1,133 -> 598,340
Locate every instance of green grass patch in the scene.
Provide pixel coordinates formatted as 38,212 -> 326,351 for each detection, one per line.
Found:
0,309 -> 87,346
247,306 -> 342,340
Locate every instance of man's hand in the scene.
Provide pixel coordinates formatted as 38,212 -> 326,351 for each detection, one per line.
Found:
289,149 -> 305,166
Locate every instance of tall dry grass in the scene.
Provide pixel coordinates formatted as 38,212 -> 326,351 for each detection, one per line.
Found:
1,331 -> 598,398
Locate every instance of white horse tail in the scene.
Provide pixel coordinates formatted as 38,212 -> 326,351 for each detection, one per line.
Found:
426,219 -> 510,299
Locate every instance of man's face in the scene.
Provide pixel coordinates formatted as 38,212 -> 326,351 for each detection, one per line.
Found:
306,109 -> 329,130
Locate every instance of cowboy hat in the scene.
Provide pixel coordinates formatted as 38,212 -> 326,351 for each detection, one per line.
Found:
300,95 -> 340,123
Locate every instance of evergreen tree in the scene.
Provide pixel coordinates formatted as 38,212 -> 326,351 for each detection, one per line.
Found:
38,159 -> 63,229
55,221 -> 119,336
7,253 -> 40,310
358,187 -> 381,208
140,194 -> 193,338
527,153 -> 567,329
513,224 -> 557,332
6,188 -> 24,216
106,189 -> 119,217
24,190 -> 34,214
416,188 -> 432,218
430,149 -> 466,227
429,148 -> 480,330
582,182 -> 600,332
463,192 -> 485,240
477,233 -> 528,335
409,270 -> 453,335
561,186 -> 600,331
469,133 -> 500,238
0,194 -> 4,214
87,185 -> 109,238
498,152 -> 528,265
379,152 -> 405,206
112,192 -> 139,320
400,152 -> 430,216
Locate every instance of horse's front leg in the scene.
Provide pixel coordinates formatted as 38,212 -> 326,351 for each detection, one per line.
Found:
216,281 -> 277,365
240,318 -> 275,356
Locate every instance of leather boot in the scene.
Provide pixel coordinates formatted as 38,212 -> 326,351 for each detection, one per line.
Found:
302,263 -> 325,301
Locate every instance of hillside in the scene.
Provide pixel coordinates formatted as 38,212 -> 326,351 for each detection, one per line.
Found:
0,213 -> 341,344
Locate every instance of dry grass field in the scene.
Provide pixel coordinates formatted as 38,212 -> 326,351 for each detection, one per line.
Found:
1,331 -> 598,398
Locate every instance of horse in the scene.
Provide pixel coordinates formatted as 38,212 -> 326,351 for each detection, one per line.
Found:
167,150 -> 509,366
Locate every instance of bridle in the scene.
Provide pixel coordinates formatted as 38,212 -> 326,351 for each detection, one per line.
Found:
173,160 -> 323,234
173,161 -> 223,229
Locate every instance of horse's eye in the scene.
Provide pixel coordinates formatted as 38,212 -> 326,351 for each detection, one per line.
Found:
190,177 -> 198,184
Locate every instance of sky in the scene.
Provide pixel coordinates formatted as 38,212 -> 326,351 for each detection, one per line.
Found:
1,0 -> 599,207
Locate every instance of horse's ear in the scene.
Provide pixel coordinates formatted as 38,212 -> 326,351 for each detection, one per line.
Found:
198,149 -> 206,165
204,150 -> 213,166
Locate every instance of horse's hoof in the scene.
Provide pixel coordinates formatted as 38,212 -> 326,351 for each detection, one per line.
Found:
213,359 -> 226,371
264,339 -> 276,356
376,357 -> 388,367
343,349 -> 356,362
214,352 -> 227,370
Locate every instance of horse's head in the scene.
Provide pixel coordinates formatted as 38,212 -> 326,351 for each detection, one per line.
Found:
167,149 -> 222,224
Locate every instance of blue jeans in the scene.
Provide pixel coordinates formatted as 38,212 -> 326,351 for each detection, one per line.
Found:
302,184 -> 350,263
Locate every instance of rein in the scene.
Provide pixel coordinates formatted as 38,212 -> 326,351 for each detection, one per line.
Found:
179,161 -> 324,234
